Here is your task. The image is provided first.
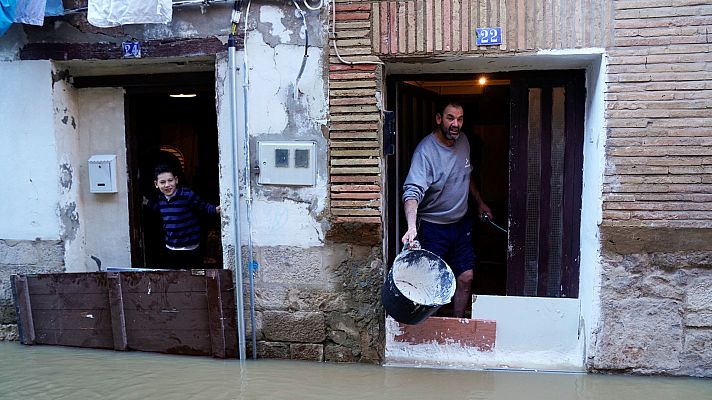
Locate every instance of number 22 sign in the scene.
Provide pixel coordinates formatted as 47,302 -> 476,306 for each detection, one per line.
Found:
475,27 -> 502,46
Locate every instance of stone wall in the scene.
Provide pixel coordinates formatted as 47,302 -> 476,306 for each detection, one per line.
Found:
592,244 -> 712,377
0,240 -> 65,332
249,241 -> 384,363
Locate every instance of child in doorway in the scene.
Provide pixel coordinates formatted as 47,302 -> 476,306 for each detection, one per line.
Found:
145,164 -> 220,269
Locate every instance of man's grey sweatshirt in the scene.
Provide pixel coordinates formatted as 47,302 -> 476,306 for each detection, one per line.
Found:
402,132 -> 472,224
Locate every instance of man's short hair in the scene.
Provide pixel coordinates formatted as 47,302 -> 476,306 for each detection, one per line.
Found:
437,100 -> 464,116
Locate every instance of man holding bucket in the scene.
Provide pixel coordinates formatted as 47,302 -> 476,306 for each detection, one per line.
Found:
401,101 -> 492,318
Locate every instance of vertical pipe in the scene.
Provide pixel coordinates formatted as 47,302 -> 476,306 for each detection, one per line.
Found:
242,29 -> 258,361
228,33 -> 247,361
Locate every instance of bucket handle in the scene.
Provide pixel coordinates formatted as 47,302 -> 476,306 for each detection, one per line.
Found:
404,240 -> 421,251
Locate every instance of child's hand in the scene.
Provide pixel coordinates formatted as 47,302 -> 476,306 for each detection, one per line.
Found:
216,205 -> 221,214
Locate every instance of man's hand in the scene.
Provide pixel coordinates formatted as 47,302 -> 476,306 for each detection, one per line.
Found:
401,227 -> 418,245
402,199 -> 419,245
478,201 -> 493,221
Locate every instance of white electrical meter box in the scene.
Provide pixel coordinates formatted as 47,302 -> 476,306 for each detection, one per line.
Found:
88,155 -> 118,193
257,141 -> 316,186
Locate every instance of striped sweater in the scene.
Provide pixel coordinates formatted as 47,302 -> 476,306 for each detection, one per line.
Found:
147,186 -> 218,249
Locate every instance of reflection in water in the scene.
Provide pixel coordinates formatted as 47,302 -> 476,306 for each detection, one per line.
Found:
1,342 -> 710,400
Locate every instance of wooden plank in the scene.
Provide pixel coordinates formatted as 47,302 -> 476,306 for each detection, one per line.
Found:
20,37 -> 232,61
122,291 -> 209,310
10,275 -> 35,344
34,328 -> 114,349
206,270 -> 227,358
30,309 -> 111,331
126,329 -> 213,355
118,270 -> 232,293
123,308 -> 210,331
25,293 -> 107,310
25,273 -> 108,295
394,317 -> 497,351
108,273 -> 127,351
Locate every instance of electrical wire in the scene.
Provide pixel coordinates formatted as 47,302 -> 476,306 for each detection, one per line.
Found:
302,0 -> 324,11
330,0 -> 383,65
292,0 -> 310,99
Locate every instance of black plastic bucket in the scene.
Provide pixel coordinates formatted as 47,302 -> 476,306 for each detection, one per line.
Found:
381,248 -> 456,325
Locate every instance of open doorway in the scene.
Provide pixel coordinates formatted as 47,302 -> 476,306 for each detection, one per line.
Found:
386,70 -> 585,316
124,72 -> 222,269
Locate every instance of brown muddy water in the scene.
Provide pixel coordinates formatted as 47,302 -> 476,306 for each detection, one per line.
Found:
1,342 -> 710,400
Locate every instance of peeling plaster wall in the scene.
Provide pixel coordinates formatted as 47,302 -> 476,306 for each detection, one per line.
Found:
214,3 -> 382,362
53,65 -> 88,272
217,3 -> 328,251
74,87 -> 131,271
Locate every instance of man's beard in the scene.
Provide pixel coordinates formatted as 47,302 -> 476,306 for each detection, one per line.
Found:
442,123 -> 460,140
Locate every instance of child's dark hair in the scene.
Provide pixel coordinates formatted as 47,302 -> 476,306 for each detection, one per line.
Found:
153,164 -> 175,180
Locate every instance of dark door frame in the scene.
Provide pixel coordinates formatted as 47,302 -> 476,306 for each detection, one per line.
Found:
118,72 -> 218,268
386,70 -> 586,299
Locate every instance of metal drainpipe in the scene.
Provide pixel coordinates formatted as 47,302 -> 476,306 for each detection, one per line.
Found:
242,38 -> 258,360
228,14 -> 247,359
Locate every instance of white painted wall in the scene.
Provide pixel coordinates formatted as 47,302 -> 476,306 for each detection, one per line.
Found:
579,53 -> 607,361
0,60 -> 61,240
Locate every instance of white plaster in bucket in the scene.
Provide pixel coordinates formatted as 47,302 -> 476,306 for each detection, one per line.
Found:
392,250 -> 455,305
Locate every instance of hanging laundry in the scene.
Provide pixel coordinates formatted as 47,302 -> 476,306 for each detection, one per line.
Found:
13,0 -> 45,26
0,0 -> 17,37
87,0 -> 172,28
44,0 -> 63,17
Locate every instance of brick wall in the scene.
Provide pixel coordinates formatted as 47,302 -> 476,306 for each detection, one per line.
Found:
329,1 -> 383,223
604,1 -> 712,229
373,0 -> 614,54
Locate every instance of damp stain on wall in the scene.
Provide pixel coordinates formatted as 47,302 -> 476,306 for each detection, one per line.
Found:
59,202 -> 79,242
59,163 -> 73,192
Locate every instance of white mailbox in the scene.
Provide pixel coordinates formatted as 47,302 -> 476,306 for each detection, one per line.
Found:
257,141 -> 316,186
88,155 -> 117,193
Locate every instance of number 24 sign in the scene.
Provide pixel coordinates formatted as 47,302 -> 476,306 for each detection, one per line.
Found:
475,27 -> 502,46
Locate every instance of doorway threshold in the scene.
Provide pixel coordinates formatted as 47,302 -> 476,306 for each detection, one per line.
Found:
384,295 -> 585,372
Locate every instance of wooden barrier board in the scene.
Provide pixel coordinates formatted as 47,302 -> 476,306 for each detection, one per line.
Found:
10,270 -> 237,358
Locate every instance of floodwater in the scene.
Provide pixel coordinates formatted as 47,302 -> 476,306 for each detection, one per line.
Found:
1,342 -> 710,400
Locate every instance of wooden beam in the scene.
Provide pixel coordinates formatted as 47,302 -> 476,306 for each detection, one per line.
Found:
205,270 -> 227,358
20,36 -> 239,61
107,273 -> 128,351
10,275 -> 36,345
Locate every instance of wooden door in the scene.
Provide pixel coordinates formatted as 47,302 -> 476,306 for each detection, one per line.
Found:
507,71 -> 585,298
